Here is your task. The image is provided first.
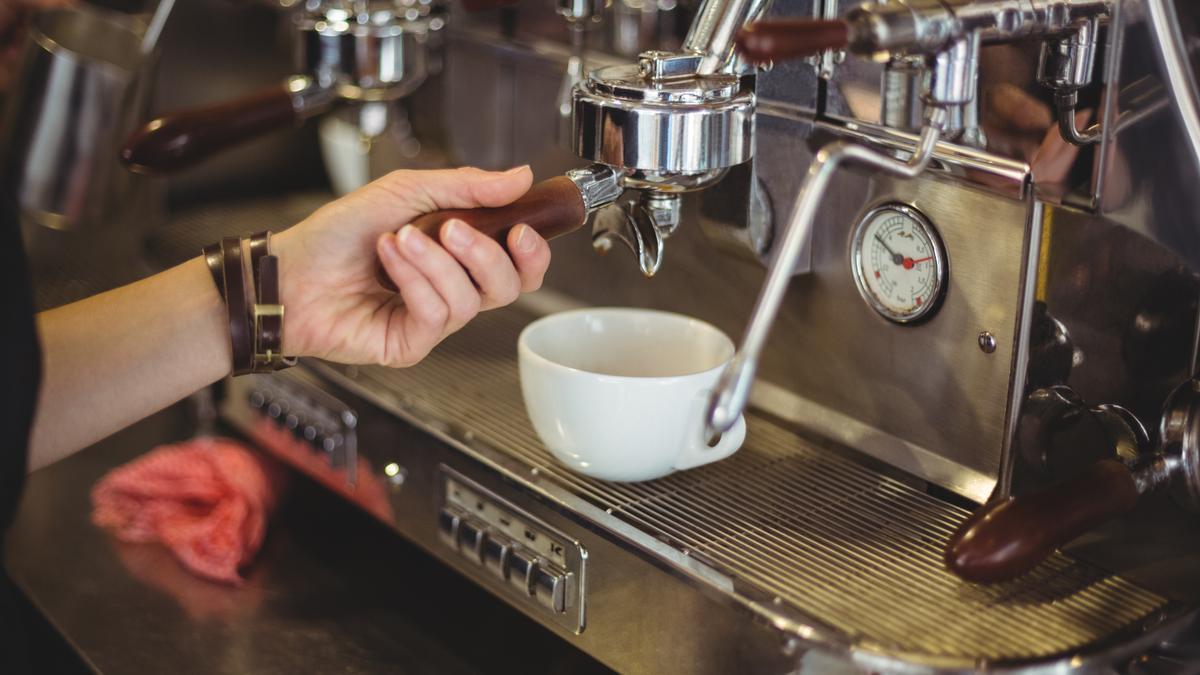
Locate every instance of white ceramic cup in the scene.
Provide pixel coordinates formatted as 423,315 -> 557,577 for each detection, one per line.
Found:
518,308 -> 747,482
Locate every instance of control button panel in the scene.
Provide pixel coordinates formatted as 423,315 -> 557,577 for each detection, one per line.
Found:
239,375 -> 359,488
436,466 -> 586,634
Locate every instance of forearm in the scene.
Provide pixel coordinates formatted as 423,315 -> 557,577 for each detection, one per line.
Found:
28,256 -> 232,470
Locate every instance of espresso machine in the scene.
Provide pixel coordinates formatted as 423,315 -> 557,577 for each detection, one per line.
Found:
121,0 -> 443,176
210,0 -> 1200,671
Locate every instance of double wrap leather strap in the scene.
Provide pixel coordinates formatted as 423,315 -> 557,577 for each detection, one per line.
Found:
253,255 -> 295,371
248,230 -> 270,293
220,236 -> 254,375
248,230 -> 294,372
203,242 -> 224,292
202,232 -> 294,376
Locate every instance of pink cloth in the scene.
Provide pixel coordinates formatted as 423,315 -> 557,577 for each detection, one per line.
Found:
91,438 -> 283,585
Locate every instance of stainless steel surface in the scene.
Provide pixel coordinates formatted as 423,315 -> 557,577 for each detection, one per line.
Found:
1,7 -> 159,232
438,467 -> 587,633
844,0 -> 1111,55
566,163 -> 624,212
680,0 -> 768,74
296,4 -> 432,103
239,307 -> 1189,671
706,108 -> 945,438
285,74 -> 339,118
571,62 -> 755,174
1095,0 -> 1200,270
3,407 -> 614,675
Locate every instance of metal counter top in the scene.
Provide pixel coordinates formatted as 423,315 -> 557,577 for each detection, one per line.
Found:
4,405 -> 612,675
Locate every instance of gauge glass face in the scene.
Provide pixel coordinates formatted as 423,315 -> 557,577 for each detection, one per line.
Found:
852,205 -> 946,323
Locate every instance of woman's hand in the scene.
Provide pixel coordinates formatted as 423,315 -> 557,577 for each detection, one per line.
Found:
273,166 -> 551,367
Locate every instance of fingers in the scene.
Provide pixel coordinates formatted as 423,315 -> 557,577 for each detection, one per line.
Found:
438,219 -> 522,310
395,225 -> 481,333
376,233 -> 448,363
377,165 -> 534,215
507,224 -> 551,293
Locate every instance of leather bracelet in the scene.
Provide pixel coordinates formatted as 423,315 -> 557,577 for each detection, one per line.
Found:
202,242 -> 224,294
248,230 -> 270,295
252,254 -> 296,372
221,236 -> 254,375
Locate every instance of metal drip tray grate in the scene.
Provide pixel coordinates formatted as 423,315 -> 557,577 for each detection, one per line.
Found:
338,308 -> 1170,664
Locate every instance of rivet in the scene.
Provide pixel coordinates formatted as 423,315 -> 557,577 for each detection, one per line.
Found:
978,331 -> 997,354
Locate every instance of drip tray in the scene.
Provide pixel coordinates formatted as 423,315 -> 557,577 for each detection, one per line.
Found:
319,308 -> 1180,668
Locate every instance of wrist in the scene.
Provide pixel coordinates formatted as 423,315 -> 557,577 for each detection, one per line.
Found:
268,228 -> 304,358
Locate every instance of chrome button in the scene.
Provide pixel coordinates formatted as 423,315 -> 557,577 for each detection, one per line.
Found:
457,519 -> 485,564
481,535 -> 509,579
507,550 -> 535,595
436,509 -> 460,549
532,566 -> 567,613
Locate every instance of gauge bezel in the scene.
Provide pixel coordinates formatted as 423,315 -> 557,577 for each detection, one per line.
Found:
850,202 -> 948,324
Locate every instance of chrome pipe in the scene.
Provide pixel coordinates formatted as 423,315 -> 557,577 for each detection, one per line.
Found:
705,107 -> 948,436
682,0 -> 770,74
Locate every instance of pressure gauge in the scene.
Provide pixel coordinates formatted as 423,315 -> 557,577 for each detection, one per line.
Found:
851,204 -> 947,324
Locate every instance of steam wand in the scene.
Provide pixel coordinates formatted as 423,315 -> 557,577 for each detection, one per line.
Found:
706,106 -> 948,437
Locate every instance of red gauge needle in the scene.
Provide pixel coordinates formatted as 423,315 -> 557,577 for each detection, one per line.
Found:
902,256 -> 933,270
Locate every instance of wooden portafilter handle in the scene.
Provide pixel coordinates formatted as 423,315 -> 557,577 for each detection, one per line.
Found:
944,459 -> 1142,584
121,85 -> 299,174
376,176 -> 587,290
735,19 -> 851,64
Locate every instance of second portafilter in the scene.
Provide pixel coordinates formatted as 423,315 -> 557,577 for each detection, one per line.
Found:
121,0 -> 440,174
946,379 -> 1200,584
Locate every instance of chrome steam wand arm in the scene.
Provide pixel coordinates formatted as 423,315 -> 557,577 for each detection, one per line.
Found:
705,107 -> 948,436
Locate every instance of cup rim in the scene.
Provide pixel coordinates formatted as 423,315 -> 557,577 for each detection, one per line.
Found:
518,307 -> 734,381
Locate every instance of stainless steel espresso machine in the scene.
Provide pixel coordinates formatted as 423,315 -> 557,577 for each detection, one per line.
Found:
209,0 -> 1200,671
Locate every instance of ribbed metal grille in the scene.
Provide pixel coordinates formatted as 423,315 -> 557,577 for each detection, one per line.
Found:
347,308 -> 1169,664
147,192 -> 330,267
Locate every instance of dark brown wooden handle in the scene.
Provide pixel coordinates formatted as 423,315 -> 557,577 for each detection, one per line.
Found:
409,176 -> 586,243
944,459 -> 1142,584
376,176 -> 586,290
735,19 -> 850,64
121,86 -> 298,174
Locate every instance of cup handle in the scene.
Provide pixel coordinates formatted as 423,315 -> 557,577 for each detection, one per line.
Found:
674,409 -> 746,472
